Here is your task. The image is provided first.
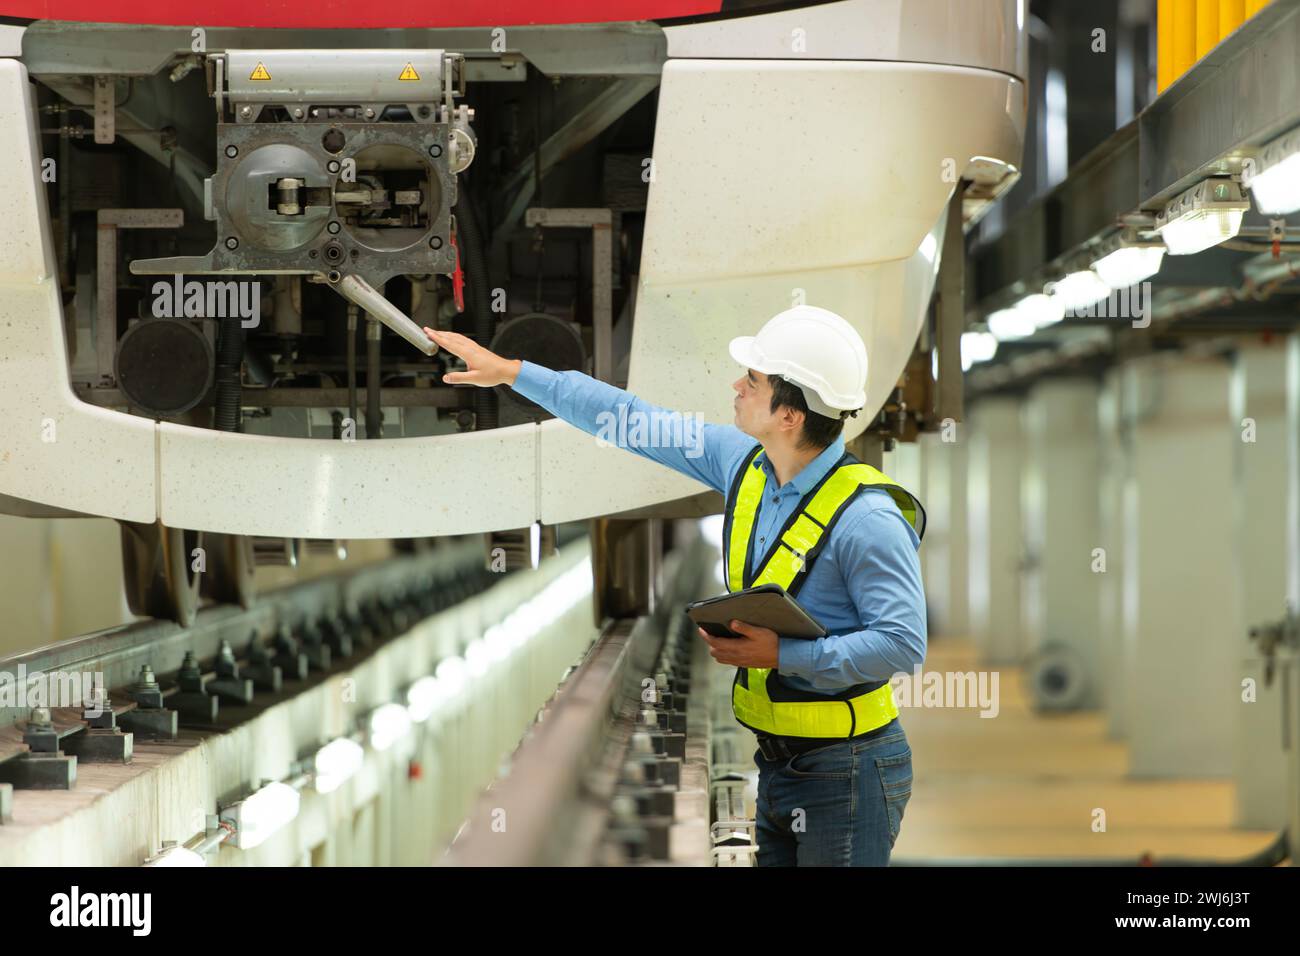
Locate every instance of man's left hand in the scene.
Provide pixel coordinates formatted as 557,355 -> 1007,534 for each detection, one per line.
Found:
697,619 -> 780,668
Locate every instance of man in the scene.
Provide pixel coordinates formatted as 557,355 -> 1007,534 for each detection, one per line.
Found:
423,303 -> 926,866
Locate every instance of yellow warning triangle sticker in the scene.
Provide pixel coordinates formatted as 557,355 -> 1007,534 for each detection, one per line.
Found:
249,62 -> 271,81
398,62 -> 420,81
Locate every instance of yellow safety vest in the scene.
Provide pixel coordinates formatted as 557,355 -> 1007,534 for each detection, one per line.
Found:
724,443 -> 926,739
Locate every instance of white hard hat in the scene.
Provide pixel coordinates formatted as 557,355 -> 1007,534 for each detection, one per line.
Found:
728,305 -> 868,419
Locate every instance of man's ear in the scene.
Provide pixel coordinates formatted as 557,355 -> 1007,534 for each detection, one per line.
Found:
777,404 -> 804,436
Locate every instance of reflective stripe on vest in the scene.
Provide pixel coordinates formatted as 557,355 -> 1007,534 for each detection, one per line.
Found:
724,443 -> 926,739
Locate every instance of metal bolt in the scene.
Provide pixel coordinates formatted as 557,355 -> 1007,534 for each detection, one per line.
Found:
428,144 -> 442,158
136,665 -> 157,689
364,107 -> 375,119
225,237 -> 239,250
29,707 -> 51,727
82,690 -> 109,722
224,144 -> 238,158
327,160 -> 340,174
327,221 -> 340,235
239,106 -> 251,118
293,107 -> 304,119
429,236 -> 442,249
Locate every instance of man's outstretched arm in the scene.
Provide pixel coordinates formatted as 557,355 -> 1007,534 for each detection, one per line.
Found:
424,327 -> 754,494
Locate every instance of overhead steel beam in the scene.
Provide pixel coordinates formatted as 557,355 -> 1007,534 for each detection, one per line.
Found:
971,0 -> 1300,308
1138,0 -> 1300,205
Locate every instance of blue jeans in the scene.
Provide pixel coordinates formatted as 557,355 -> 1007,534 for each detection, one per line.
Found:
754,720 -> 912,866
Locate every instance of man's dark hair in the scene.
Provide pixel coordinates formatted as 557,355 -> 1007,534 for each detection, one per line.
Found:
767,373 -> 849,451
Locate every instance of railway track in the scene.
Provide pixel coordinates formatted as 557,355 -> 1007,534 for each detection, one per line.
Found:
0,522 -> 738,866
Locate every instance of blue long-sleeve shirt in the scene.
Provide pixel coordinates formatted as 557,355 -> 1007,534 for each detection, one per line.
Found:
510,360 -> 927,695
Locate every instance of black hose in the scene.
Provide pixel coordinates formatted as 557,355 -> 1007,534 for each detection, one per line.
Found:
213,314 -> 243,432
453,177 -> 497,430
346,304 -> 358,431
366,319 -> 382,438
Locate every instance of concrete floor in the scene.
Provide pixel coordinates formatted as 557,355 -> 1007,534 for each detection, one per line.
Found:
892,638 -> 1283,863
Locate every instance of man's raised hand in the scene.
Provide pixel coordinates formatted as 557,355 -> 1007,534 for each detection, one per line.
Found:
423,327 -> 522,388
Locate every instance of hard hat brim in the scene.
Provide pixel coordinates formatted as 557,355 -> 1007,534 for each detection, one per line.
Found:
729,335 -> 864,416
728,336 -> 769,374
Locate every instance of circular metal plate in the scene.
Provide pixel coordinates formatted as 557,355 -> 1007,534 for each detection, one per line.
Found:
115,318 -> 215,416
490,312 -> 587,415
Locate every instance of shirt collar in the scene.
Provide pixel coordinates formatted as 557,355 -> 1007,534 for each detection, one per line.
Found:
752,436 -> 847,496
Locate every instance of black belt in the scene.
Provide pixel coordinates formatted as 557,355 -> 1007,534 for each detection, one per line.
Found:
755,717 -> 898,761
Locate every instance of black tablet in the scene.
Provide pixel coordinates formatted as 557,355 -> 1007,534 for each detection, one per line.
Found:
685,583 -> 827,640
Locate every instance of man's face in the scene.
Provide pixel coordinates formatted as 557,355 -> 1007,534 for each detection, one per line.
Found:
732,368 -> 779,440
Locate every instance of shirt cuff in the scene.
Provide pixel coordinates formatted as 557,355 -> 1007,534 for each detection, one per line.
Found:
511,359 -> 557,402
778,637 -> 818,680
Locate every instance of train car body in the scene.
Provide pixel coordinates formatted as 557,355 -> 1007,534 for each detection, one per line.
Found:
0,0 -> 1026,540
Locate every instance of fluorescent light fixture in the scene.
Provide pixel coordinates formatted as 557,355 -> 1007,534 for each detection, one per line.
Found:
1091,244 -> 1165,287
313,737 -> 364,793
1015,293 -> 1065,329
1243,128 -> 1300,215
509,562 -> 592,637
500,618 -> 530,653
1154,178 -> 1249,254
144,845 -> 206,867
368,702 -> 412,752
486,623 -> 518,659
960,332 -> 998,371
464,638 -> 491,677
221,781 -> 301,849
1047,270 -> 1112,312
986,307 -> 1036,341
435,656 -> 468,698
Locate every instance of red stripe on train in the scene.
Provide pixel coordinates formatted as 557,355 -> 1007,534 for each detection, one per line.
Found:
0,0 -> 724,28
